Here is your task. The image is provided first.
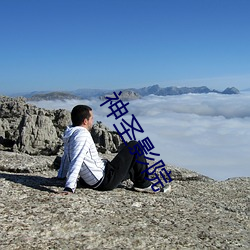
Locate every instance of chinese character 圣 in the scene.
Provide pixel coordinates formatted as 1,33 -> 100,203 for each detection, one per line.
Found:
113,114 -> 144,145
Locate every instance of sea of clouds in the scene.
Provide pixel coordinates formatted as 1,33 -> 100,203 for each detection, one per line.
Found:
29,92 -> 250,181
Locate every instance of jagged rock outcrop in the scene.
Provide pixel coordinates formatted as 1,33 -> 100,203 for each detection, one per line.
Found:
91,122 -> 122,153
17,111 -> 60,155
0,96 -> 67,155
0,96 -> 121,155
99,90 -> 141,101
118,90 -> 141,100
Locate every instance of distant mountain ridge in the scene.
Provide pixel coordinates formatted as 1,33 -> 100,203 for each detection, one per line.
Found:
27,91 -> 81,101
99,85 -> 240,101
127,84 -> 240,96
18,85 -> 240,101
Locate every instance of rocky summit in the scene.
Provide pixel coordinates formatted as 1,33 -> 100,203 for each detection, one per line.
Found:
0,96 -> 249,249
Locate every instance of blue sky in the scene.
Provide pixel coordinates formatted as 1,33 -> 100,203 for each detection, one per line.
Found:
0,0 -> 249,95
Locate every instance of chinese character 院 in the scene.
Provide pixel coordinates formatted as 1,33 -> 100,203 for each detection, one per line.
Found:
141,160 -> 172,192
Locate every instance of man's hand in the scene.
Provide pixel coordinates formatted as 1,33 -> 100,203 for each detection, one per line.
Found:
51,187 -> 74,195
63,187 -> 74,193
57,187 -> 74,195
59,190 -> 73,195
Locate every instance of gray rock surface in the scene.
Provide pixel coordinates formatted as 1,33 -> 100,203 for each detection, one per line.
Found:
0,151 -> 249,249
0,151 -> 55,173
0,151 -> 212,182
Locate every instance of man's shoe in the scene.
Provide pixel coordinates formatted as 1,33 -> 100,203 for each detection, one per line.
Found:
161,184 -> 171,193
133,184 -> 171,193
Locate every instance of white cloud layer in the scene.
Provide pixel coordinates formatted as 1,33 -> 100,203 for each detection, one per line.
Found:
30,92 -> 250,181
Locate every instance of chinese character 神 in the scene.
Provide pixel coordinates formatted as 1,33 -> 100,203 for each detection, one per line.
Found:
100,91 -> 129,119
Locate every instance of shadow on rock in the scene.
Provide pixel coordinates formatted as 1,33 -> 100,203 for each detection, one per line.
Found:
0,172 -> 65,193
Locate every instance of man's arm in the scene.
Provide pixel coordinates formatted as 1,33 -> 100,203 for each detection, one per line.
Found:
64,131 -> 90,193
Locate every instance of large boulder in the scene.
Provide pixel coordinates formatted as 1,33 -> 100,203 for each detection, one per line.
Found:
17,111 -> 60,155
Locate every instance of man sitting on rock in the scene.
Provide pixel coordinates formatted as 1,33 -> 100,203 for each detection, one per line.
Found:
57,105 -> 169,193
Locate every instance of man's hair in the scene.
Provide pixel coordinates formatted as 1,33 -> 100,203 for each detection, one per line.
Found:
71,105 -> 92,126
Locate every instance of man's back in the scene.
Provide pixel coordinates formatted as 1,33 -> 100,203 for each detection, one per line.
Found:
58,126 -> 105,191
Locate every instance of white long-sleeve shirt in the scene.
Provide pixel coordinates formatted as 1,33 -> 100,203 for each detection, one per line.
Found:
57,126 -> 105,192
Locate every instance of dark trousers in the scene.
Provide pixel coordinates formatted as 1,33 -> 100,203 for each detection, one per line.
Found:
96,141 -> 151,191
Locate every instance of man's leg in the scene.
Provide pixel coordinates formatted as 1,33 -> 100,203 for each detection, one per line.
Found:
97,141 -> 151,191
